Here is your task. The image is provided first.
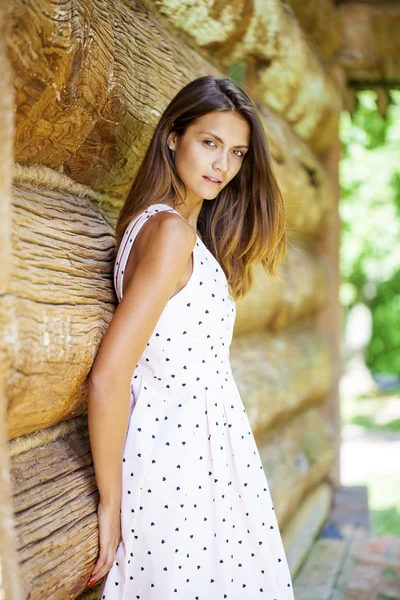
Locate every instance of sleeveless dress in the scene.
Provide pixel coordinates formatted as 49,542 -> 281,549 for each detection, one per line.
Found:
97,203 -> 295,600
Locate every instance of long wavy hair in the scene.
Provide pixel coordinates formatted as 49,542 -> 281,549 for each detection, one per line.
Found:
115,75 -> 286,300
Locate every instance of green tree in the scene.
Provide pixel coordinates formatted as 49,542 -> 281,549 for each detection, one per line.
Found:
340,90 -> 400,375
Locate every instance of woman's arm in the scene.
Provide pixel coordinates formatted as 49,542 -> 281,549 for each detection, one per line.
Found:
87,212 -> 196,510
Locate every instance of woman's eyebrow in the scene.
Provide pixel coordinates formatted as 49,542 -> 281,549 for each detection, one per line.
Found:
199,131 -> 249,149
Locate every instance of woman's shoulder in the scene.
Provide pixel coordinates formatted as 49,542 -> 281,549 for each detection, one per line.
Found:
133,208 -> 196,253
126,203 -> 186,230
115,205 -> 196,301
121,204 -> 196,263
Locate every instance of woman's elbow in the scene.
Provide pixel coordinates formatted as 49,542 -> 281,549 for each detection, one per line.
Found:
88,367 -> 131,404
88,369 -> 116,399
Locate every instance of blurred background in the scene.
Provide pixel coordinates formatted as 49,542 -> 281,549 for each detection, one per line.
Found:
339,90 -> 400,537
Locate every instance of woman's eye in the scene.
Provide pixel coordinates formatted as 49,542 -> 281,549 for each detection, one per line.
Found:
203,140 -> 245,158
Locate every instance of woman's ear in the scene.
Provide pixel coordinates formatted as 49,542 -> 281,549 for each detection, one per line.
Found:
167,132 -> 177,151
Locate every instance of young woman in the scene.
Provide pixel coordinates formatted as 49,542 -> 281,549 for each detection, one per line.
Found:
88,75 -> 294,599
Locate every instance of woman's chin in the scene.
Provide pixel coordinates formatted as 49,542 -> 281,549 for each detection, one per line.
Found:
201,186 -> 221,200
182,182 -> 221,201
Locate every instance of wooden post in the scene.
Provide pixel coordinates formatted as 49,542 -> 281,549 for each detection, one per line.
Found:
316,117 -> 343,487
0,4 -> 26,599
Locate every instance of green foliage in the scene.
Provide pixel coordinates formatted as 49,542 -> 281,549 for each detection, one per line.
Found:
341,389 -> 400,430
340,90 -> 400,375
391,171 -> 400,218
351,91 -> 389,149
365,270 -> 400,373
374,506 -> 400,538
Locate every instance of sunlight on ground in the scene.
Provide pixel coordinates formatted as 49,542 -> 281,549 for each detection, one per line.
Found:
340,392 -> 400,536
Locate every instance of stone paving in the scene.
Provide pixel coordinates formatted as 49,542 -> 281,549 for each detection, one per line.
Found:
293,485 -> 400,600
346,535 -> 400,600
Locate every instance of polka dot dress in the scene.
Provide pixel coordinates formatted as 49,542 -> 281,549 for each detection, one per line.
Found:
97,203 -> 295,600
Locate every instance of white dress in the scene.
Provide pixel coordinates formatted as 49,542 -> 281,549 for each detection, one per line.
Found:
97,203 -> 295,600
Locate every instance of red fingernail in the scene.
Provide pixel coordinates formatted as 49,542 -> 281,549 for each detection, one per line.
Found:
88,580 -> 96,587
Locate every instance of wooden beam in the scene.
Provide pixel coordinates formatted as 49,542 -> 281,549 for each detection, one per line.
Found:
285,0 -> 343,60
338,1 -> 400,86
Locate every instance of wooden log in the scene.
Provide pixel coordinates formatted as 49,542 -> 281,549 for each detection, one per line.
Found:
258,106 -> 335,238
338,2 -> 400,85
283,483 -> 332,577
7,0 -> 340,204
143,0 -> 343,154
9,403 -> 334,599
374,86 -> 390,119
231,325 -> 333,440
0,7 -> 26,599
234,244 -> 329,336
259,405 -> 336,527
317,132 -> 343,485
6,0 -> 218,199
7,181 -> 116,439
284,0 -> 343,60
9,418 -> 99,600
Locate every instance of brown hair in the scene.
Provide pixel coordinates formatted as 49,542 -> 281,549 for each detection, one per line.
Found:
115,75 -> 286,300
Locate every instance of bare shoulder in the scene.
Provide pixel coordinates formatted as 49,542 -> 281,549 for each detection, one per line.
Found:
134,210 -> 196,259
121,209 -> 196,297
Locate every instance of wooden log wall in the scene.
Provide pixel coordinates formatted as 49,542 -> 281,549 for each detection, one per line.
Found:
338,0 -> 400,86
0,0 -> 353,597
141,0 -> 343,153
0,4 -> 26,599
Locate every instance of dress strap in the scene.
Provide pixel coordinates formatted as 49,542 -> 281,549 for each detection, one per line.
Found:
114,203 -> 185,302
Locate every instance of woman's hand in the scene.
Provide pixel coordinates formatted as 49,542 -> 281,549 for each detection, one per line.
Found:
88,501 -> 122,587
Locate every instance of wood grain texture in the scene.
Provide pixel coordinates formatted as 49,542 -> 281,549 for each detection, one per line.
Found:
10,404 -> 333,599
0,7 -> 26,599
285,0 -> 343,60
10,420 -> 99,600
258,106 -> 335,238
7,181 -> 116,439
282,483 -> 332,577
338,1 -> 400,85
259,405 -> 335,527
144,0 -> 342,153
231,325 -> 332,439
7,0 -> 219,198
234,243 -> 329,336
7,0 -> 337,216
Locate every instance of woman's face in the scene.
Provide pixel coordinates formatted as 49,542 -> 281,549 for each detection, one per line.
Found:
168,110 -> 251,205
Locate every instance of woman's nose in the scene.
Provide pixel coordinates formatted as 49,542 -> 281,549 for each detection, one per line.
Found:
213,153 -> 229,172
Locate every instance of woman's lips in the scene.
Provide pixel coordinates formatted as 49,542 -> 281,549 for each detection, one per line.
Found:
203,176 -> 222,186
